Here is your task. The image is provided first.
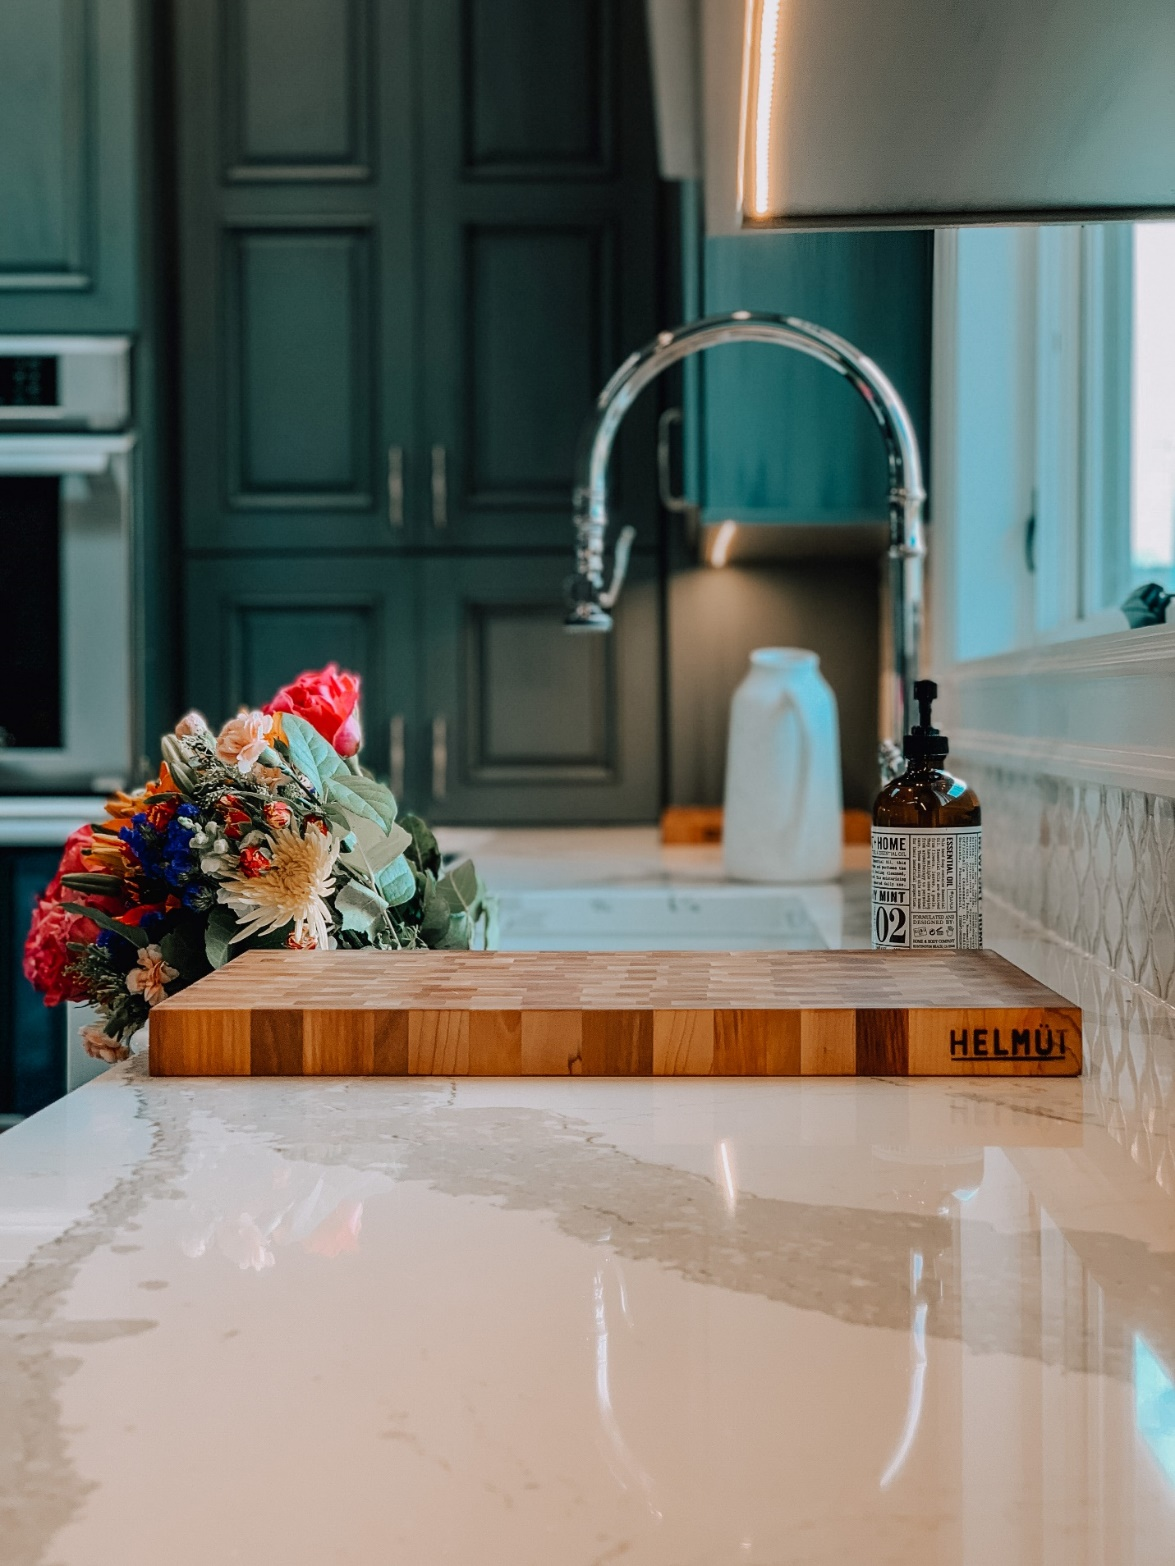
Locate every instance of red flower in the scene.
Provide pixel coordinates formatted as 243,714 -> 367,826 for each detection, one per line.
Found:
145,798 -> 178,832
262,800 -> 292,830
44,825 -> 100,902
237,845 -> 273,878
117,902 -> 169,928
264,664 -> 362,758
216,794 -> 252,840
22,900 -> 98,1006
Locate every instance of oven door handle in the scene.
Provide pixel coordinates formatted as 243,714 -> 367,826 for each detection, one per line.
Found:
0,433 -> 135,475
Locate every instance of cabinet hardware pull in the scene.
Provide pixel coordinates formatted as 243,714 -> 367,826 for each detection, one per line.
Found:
387,446 -> 405,528
431,714 -> 448,799
657,407 -> 691,514
389,713 -> 405,800
431,444 -> 448,529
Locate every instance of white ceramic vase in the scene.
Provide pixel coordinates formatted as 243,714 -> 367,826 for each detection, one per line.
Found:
722,648 -> 843,883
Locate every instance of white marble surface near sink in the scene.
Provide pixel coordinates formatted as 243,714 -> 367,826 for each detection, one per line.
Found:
442,826 -> 869,951
1,828 -> 1174,1564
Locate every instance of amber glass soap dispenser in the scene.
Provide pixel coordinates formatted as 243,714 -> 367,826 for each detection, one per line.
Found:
871,680 -> 982,950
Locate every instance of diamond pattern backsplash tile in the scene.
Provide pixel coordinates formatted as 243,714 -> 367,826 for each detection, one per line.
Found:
960,760 -> 1175,1005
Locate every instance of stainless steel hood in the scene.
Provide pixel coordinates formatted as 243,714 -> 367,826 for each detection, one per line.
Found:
689,0 -> 1175,233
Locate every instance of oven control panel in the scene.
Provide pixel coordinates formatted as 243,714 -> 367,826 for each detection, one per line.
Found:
0,337 -> 130,429
0,357 -> 57,408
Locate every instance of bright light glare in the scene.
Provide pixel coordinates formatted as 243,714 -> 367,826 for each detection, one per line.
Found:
1135,1335 -> 1175,1488
709,520 -> 737,568
751,0 -> 783,217
716,1139 -> 738,1213
1131,223 -> 1175,570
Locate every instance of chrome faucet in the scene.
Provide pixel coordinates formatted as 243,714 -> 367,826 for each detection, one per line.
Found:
564,311 -> 926,782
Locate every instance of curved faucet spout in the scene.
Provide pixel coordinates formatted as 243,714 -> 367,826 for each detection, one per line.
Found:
564,311 -> 927,779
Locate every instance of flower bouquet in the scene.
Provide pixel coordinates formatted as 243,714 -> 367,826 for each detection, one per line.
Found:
23,665 -> 492,1063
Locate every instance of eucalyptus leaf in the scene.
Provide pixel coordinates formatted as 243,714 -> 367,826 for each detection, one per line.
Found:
335,878 -> 389,936
340,808 -> 412,873
434,911 -> 472,950
437,857 -> 482,915
326,772 -> 402,834
204,904 -> 237,969
278,714 -> 344,792
399,813 -> 441,877
60,903 -> 149,949
373,852 -> 416,908
418,873 -> 452,945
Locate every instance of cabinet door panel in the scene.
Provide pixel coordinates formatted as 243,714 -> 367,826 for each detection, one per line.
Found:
421,555 -> 659,822
419,0 -> 659,550
176,0 -> 414,551
185,556 -> 420,801
227,228 -> 373,505
465,0 -> 611,175
0,0 -> 138,331
466,224 -> 611,507
227,0 -> 371,178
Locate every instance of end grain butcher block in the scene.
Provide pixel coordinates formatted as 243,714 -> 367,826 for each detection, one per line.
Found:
149,948 -> 1081,1078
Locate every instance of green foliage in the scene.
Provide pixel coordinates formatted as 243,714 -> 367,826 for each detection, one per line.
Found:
60,903 -> 149,949
204,905 -> 236,969
400,813 -> 442,877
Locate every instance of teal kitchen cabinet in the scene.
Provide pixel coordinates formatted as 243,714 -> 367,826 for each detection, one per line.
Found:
0,0 -> 142,333
184,556 -> 422,804
174,0 -> 661,556
418,554 -> 660,823
415,0 -> 661,551
185,551 -> 661,824
684,219 -> 933,525
174,0 -> 418,554
0,852 -> 67,1120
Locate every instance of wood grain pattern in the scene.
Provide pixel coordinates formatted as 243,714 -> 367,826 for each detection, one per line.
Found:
654,1010 -> 715,1074
799,1010 -> 856,1075
148,949 -> 1082,1078
520,1010 -> 583,1074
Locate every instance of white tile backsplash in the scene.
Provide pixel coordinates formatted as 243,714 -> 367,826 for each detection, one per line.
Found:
960,758 -> 1175,1004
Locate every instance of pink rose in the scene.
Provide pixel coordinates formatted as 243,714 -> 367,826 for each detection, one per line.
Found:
215,710 -> 275,773
264,664 -> 362,758
174,710 -> 210,739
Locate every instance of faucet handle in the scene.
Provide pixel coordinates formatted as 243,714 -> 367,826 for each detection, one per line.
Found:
598,525 -> 636,611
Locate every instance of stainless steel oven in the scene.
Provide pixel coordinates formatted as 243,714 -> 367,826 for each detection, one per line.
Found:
0,337 -> 136,793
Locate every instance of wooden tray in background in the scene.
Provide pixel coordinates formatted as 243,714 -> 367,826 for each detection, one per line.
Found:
150,948 -> 1081,1078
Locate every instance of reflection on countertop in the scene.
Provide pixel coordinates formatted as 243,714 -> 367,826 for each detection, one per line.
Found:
0,829 -> 1173,1563
445,826 -> 870,950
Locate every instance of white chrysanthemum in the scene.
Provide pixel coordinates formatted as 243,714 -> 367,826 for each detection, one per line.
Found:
219,826 -> 338,949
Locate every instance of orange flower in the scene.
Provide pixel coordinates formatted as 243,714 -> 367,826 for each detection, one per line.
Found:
125,944 -> 179,1007
101,765 -> 178,822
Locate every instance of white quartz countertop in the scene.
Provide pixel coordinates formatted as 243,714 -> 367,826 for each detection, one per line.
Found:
2,830 -> 1174,1563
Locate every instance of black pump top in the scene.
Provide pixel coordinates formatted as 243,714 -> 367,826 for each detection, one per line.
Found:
903,678 -> 950,761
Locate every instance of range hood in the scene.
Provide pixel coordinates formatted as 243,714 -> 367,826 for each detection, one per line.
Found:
649,0 -> 1175,233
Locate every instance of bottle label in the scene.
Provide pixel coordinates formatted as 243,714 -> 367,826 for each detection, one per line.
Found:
871,826 -> 982,949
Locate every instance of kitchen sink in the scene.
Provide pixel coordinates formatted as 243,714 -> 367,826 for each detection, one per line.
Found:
495,883 -> 848,951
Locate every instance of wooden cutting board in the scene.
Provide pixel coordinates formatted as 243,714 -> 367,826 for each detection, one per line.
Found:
149,948 -> 1081,1077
